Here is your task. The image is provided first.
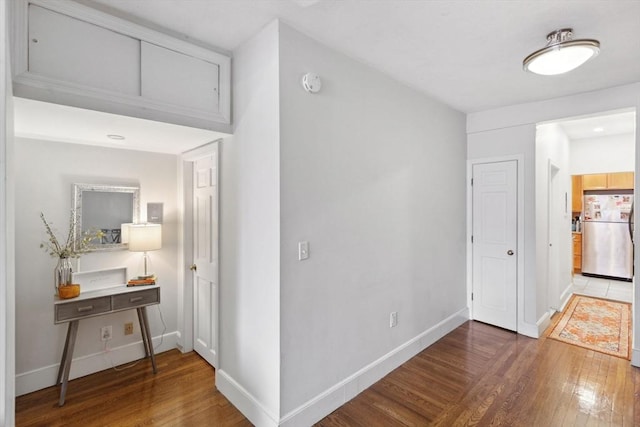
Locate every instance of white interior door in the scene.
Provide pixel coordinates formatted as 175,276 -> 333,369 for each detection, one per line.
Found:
192,147 -> 219,367
472,160 -> 518,331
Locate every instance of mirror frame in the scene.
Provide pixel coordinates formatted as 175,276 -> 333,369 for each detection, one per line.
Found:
73,183 -> 140,251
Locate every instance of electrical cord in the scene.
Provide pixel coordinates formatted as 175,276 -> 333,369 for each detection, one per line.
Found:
103,304 -> 167,371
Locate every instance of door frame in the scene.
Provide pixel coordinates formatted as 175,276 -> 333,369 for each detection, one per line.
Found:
467,154 -> 525,333
547,160 -> 561,310
179,139 -> 222,354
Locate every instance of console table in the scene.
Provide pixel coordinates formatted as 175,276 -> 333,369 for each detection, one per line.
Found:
54,284 -> 160,406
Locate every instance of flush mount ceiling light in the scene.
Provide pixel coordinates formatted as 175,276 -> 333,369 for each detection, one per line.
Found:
523,28 -> 600,75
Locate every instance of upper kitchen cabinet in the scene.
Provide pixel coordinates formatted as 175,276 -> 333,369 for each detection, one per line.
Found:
581,173 -> 607,190
571,175 -> 583,212
11,0 -> 231,133
606,172 -> 634,189
582,172 -> 634,190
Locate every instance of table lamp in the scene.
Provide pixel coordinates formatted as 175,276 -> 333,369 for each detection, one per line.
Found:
126,223 -> 162,279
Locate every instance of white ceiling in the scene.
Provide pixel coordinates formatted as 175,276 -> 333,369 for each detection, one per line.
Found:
87,0 -> 640,113
13,98 -> 227,154
556,110 -> 636,141
15,0 -> 640,153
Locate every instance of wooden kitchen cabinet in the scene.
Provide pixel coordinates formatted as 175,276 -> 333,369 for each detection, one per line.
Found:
581,172 -> 634,190
572,232 -> 582,274
571,175 -> 582,212
606,172 -> 634,189
582,174 -> 608,190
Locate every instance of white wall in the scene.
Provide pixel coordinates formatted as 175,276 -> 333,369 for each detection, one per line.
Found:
216,21 -> 281,426
14,138 -> 179,395
535,123 -> 572,313
0,0 -> 16,423
570,133 -> 635,174
278,23 -> 467,421
218,20 -> 468,426
467,83 -> 640,348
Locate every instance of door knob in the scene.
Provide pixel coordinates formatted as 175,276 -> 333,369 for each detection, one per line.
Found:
507,250 -> 514,256
190,264 -> 197,271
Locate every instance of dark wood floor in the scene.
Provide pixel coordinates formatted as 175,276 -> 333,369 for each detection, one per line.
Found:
16,320 -> 639,426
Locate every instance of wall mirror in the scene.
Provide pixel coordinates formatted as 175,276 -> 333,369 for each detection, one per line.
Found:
73,183 -> 140,251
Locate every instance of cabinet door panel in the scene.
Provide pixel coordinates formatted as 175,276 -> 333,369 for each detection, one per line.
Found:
607,172 -> 634,189
141,42 -> 220,113
571,175 -> 582,212
28,5 -> 140,96
582,174 -> 607,190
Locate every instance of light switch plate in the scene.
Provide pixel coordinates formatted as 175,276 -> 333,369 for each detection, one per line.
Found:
298,241 -> 309,261
147,203 -> 163,223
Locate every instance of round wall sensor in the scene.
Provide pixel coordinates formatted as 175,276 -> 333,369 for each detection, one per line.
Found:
302,73 -> 322,93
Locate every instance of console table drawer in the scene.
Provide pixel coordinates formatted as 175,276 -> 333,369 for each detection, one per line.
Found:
112,288 -> 160,310
55,297 -> 111,322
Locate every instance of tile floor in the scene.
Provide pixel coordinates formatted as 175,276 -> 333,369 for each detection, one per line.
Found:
571,274 -> 634,303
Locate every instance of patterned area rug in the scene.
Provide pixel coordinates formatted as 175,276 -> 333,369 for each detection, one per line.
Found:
549,295 -> 631,359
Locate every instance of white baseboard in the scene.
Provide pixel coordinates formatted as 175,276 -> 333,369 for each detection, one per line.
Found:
16,331 -> 178,396
217,307 -> 469,427
558,286 -> 572,312
536,311 -> 551,337
631,349 -> 640,367
517,321 -> 538,338
216,370 -> 280,427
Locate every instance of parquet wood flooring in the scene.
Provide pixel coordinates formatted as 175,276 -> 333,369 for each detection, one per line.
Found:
16,320 -> 638,426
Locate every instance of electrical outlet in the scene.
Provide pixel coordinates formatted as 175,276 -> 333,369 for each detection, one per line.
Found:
101,325 -> 112,341
298,241 -> 310,261
124,322 -> 134,335
390,312 -> 398,328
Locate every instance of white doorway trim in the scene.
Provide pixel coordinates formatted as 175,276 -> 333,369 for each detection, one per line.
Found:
547,160 -> 561,311
467,154 -> 526,334
178,140 -> 222,354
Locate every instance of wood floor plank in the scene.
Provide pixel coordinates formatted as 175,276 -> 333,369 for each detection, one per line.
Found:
320,320 -> 638,427
17,320 -> 638,426
16,350 -> 252,427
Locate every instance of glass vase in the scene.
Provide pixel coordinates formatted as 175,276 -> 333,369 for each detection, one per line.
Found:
54,257 -> 73,293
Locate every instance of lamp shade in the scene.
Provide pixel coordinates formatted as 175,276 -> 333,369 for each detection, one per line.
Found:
128,223 -> 162,252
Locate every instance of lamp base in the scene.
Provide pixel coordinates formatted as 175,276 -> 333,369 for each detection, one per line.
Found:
137,273 -> 155,280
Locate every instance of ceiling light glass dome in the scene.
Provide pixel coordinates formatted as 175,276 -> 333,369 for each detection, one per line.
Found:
523,29 -> 600,75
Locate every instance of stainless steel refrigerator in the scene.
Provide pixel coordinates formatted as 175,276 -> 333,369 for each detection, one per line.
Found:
582,192 -> 634,281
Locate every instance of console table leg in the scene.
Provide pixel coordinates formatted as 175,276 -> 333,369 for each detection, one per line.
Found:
58,320 -> 79,406
56,322 -> 73,385
140,307 -> 157,374
137,308 -> 150,357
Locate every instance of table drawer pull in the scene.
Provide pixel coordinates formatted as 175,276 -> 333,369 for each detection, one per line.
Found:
77,305 -> 94,312
130,297 -> 143,303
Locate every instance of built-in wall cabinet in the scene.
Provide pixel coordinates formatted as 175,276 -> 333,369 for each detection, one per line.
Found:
11,0 -> 231,132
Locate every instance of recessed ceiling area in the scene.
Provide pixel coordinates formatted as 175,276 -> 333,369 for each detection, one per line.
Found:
13,97 -> 228,154
557,110 -> 636,141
